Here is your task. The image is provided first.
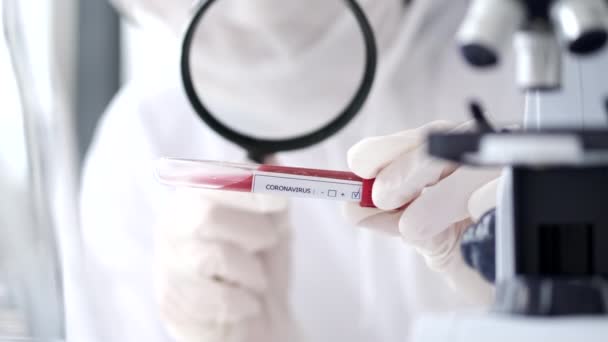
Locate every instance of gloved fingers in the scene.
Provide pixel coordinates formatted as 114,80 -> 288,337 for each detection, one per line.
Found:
468,178 -> 499,222
372,146 -> 458,210
163,315 -> 271,342
200,205 -> 290,253
416,218 -> 471,267
347,120 -> 455,179
258,235 -> 292,303
398,166 -> 501,243
166,188 -> 287,217
157,274 -> 262,325
341,202 -> 401,236
202,190 -> 289,214
158,189 -> 289,253
440,251 -> 495,306
159,239 -> 268,294
415,219 -> 494,306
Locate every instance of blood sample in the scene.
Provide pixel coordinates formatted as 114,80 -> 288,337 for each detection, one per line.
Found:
155,158 -> 376,207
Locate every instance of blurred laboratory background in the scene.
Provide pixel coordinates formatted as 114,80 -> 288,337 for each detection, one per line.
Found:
0,0 -> 160,339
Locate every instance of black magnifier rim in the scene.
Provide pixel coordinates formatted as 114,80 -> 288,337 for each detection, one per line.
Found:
181,0 -> 378,157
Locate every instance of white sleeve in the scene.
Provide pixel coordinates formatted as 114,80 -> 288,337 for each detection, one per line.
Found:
77,85 -> 170,341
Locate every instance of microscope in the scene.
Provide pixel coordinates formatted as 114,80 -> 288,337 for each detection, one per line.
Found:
415,0 -> 608,340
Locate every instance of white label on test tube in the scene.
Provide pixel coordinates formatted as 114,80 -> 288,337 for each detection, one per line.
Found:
252,171 -> 363,202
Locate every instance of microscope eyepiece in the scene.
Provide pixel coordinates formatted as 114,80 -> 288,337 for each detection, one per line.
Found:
457,0 -> 526,67
551,0 -> 608,54
460,44 -> 498,67
569,30 -> 607,54
514,26 -> 562,91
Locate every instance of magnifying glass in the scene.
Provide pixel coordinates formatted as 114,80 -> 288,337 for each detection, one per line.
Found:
181,0 -> 378,162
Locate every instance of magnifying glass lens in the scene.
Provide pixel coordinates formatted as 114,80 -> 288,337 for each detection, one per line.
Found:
187,0 -> 367,140
181,0 -> 377,159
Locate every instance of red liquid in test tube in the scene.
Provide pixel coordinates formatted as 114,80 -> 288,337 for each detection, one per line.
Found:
156,158 -> 376,207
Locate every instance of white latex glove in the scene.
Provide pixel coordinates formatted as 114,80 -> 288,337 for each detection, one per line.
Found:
343,121 -> 499,305
155,188 -> 298,342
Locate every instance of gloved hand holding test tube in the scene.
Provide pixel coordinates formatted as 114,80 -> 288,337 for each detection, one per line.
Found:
155,158 -> 378,208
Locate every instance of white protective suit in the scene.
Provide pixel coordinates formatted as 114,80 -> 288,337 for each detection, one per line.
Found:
77,0 -> 522,341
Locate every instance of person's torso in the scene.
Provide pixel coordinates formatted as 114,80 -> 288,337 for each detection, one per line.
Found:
73,1 -> 522,340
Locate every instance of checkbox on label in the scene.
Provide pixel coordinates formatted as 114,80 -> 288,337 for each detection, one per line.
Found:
328,190 -> 337,198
